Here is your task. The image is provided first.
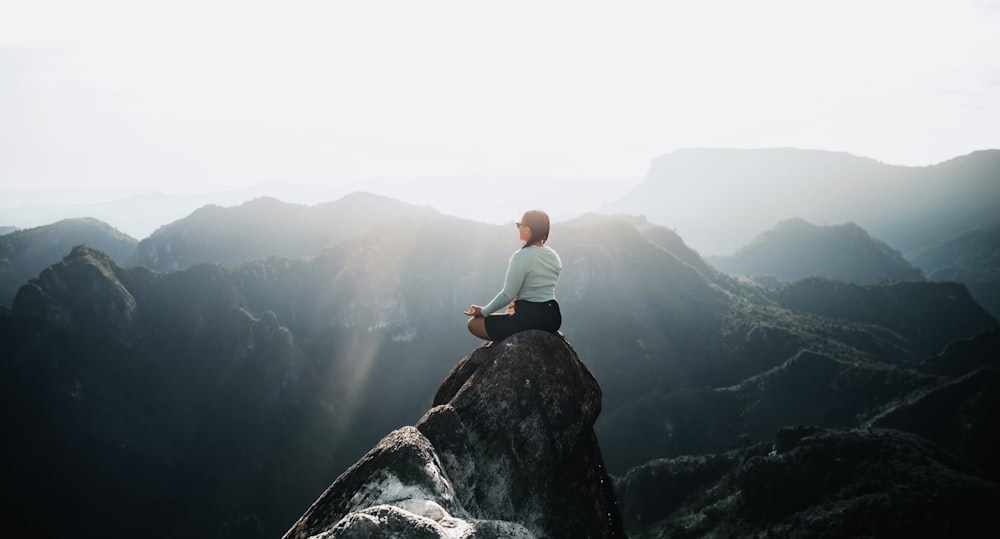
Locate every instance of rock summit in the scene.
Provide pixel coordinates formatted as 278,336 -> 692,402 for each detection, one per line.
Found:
283,330 -> 624,538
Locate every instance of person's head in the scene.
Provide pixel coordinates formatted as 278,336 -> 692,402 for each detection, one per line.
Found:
516,210 -> 550,248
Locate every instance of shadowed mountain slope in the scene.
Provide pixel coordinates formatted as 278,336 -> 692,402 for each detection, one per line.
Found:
708,217 -> 924,284
0,217 -> 136,308
910,221 -> 1000,275
869,367 -> 1000,480
773,277 -> 996,354
596,348 -> 939,470
909,220 -> 1000,318
614,322 -> 1000,538
920,327 -> 1000,376
615,426 -> 1000,538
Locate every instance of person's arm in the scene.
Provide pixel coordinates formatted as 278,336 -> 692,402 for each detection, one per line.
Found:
480,251 -> 527,316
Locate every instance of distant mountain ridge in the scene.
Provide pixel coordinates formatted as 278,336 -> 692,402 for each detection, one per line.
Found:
603,148 -> 1000,255
134,192 -> 437,271
0,194 -> 441,300
0,174 -> 638,240
707,217 -> 924,285
0,180 -> 353,240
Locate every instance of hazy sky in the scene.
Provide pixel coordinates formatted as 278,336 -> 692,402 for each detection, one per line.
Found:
2,0 -> 998,196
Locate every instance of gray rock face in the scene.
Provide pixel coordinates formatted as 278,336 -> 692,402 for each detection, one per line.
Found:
283,330 -> 624,538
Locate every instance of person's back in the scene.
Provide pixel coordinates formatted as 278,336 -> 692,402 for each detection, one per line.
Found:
465,210 -> 563,342
489,244 -> 561,309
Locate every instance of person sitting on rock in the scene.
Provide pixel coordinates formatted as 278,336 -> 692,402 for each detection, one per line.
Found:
464,209 -> 563,342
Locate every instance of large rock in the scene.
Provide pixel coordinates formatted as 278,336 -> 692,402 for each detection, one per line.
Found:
283,330 -> 625,538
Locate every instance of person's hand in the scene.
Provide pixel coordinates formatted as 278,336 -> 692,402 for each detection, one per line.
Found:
505,301 -> 516,314
463,305 -> 483,317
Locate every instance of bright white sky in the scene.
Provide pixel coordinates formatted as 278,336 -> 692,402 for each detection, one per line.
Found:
2,0 -> 999,196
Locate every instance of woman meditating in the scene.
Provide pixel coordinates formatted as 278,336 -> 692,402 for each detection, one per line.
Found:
464,210 -> 563,342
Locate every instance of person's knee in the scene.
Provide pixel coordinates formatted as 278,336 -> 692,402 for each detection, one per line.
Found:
467,317 -> 489,340
466,317 -> 480,336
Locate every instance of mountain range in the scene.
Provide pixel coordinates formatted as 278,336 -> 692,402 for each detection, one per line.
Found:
1,147 -> 999,538
2,202 -> 997,537
603,148 -> 1000,256
7,148 -> 998,259
0,181 -> 352,240
0,174 -> 637,241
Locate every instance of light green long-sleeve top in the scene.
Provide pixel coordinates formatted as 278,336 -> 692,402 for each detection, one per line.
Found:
481,245 -> 562,316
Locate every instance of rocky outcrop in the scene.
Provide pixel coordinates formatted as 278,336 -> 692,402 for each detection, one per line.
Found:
283,330 -> 624,538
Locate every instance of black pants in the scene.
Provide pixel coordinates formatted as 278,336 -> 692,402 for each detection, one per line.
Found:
483,299 -> 561,342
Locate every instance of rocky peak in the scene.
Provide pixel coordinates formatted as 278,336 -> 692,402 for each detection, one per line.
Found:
283,330 -> 624,538
11,245 -> 144,344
